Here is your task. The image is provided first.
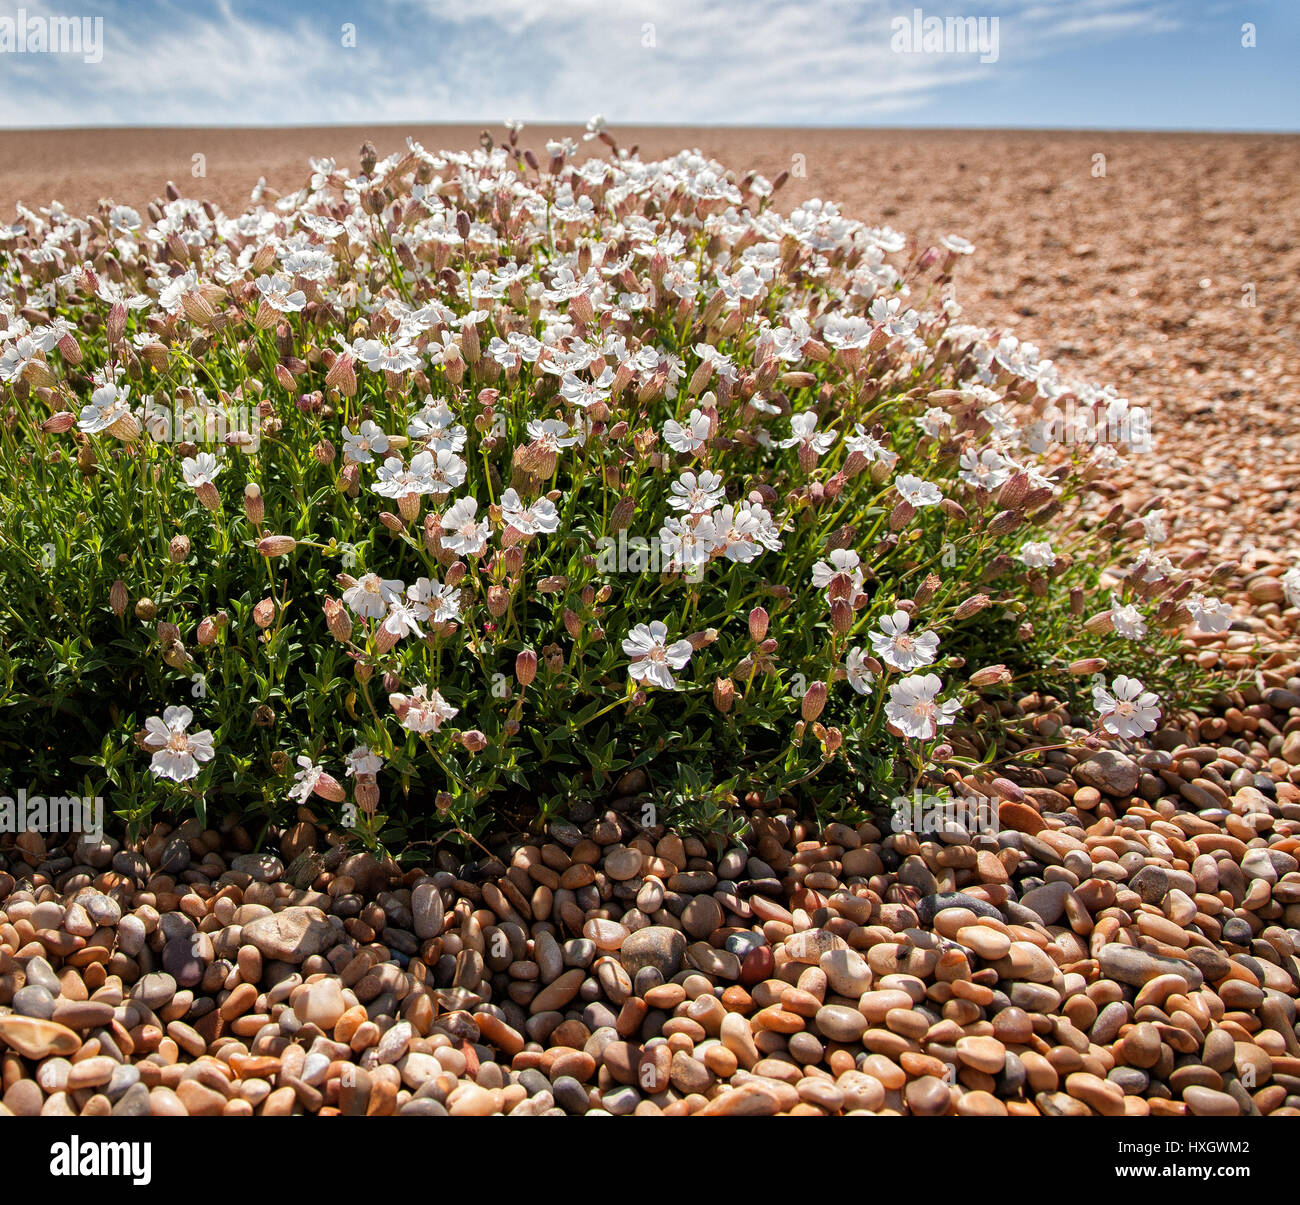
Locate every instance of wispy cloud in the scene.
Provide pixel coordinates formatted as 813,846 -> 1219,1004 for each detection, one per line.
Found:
0,0 -> 1291,129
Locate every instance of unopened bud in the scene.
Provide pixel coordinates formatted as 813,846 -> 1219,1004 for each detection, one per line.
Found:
134,597 -> 157,621
459,729 -> 488,753
748,606 -> 769,642
110,579 -> 128,616
256,534 -> 296,557
168,534 -> 191,563
713,677 -> 735,714
253,597 -> 276,628
1068,657 -> 1107,675
968,664 -> 1011,688
801,681 -> 828,721
516,648 -> 537,686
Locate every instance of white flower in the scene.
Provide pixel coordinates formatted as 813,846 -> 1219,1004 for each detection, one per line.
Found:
885,674 -> 961,740
846,425 -> 897,465
343,573 -> 404,620
778,411 -> 836,458
441,496 -> 488,556
623,620 -> 693,690
811,548 -> 865,597
1018,540 -> 1056,569
940,234 -> 974,255
407,576 -> 462,623
345,745 -> 384,777
181,451 -> 223,488
288,756 -> 326,803
78,384 -> 135,435
256,273 -> 306,313
1140,508 -> 1167,544
870,610 -> 940,672
500,487 -> 559,535
1093,676 -> 1160,739
663,408 -> 710,455
418,447 -> 468,495
958,447 -> 1013,491
660,514 -> 717,569
916,408 -> 953,439
383,598 -> 427,640
1110,597 -> 1147,640
142,705 -> 215,782
845,648 -> 874,696
1185,593 -> 1232,634
667,470 -> 726,515
342,420 -> 390,464
895,474 -> 943,507
392,684 -> 458,734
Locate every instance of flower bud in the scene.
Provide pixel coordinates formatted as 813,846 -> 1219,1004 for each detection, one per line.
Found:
323,597 -> 353,642
41,410 -> 77,433
487,585 -> 510,617
952,593 -> 990,620
516,648 -> 537,686
801,681 -> 828,721
256,534 -> 296,557
712,677 -> 735,714
968,664 -> 1011,688
748,606 -> 769,642
195,481 -> 220,511
243,482 -> 264,525
1068,657 -> 1107,675
355,778 -> 380,815
312,772 -> 346,802
379,510 -> 406,532
253,597 -> 276,628
829,598 -> 853,636
110,579 -> 128,617
325,352 -> 357,397
459,729 -> 488,753
135,597 -> 157,621
563,608 -> 583,639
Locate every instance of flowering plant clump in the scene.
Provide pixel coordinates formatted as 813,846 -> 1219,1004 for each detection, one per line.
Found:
0,125 -> 1224,849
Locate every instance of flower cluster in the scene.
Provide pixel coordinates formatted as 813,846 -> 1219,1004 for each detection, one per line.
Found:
0,123 -> 1214,839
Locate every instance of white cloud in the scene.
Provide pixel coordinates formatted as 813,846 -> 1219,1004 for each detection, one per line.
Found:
0,0 -> 1196,127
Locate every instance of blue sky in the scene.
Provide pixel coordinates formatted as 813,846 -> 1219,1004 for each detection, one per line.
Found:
0,0 -> 1294,130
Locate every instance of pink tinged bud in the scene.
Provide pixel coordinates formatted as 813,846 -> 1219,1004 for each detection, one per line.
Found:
563,608 -> 583,639
315,439 -> 336,465
107,301 -> 128,344
256,534 -> 297,557
355,778 -> 380,815
374,625 -> 400,654
1068,657 -> 1107,675
487,585 -> 510,617
41,411 -> 78,433
829,598 -> 853,636
888,500 -> 915,530
460,729 -> 488,753
801,681 -> 828,722
445,561 -> 467,587
252,597 -> 276,628
57,332 -> 82,365
968,664 -> 1011,688
243,483 -> 264,524
748,607 -> 769,642
379,510 -> 405,532
312,772 -> 346,802
516,648 -> 538,686
110,579 -> 128,617
825,727 -> 843,755
196,616 -> 220,645
713,677 -> 735,714
168,534 -> 191,563
325,352 -> 357,397
324,597 -> 353,643
398,492 -> 421,523
952,593 -> 990,621
196,481 -> 221,512
932,743 -> 953,761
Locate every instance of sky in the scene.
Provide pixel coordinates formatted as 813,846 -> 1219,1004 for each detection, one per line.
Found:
0,0 -> 1295,130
